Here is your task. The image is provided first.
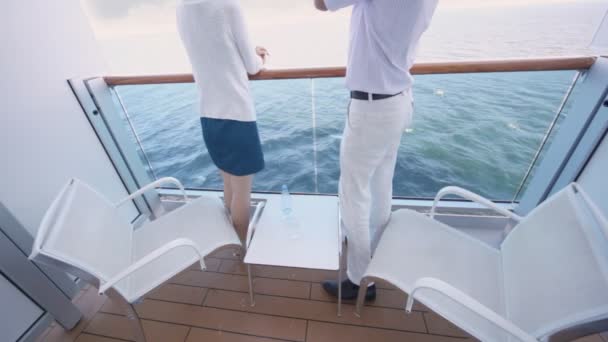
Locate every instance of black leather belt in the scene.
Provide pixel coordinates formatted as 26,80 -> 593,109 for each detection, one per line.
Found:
350,90 -> 402,101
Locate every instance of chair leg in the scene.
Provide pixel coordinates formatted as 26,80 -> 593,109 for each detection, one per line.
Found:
355,277 -> 371,317
107,291 -> 147,342
247,264 -> 255,307
124,301 -> 147,342
337,260 -> 342,317
241,246 -> 255,307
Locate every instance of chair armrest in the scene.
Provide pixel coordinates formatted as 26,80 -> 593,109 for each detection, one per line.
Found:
115,177 -> 188,208
430,186 -> 523,222
407,277 -> 537,342
246,201 -> 265,249
98,238 -> 205,295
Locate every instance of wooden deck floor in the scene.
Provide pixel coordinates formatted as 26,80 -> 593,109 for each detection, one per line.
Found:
39,247 -> 608,342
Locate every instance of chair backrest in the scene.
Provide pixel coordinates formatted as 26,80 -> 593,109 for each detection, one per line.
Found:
31,179 -> 134,294
501,183 -> 608,340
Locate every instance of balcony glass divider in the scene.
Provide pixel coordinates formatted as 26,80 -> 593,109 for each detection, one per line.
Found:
511,71 -> 582,203
112,87 -> 159,181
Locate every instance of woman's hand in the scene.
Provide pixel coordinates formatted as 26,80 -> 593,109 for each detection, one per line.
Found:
256,46 -> 269,64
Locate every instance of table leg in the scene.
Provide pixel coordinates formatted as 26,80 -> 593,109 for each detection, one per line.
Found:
247,264 -> 255,307
337,262 -> 342,317
107,290 -> 146,342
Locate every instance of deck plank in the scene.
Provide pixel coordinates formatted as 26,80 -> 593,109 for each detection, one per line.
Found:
75,334 -> 125,342
219,259 -> 399,290
219,259 -> 337,283
99,299 -> 124,316
204,289 -> 427,333
171,270 -> 310,299
84,313 -> 189,342
99,298 -> 306,342
188,257 -> 223,272
38,286 -> 108,342
574,336 -> 606,342
136,299 -> 307,342
146,283 -> 207,305
210,248 -> 241,260
306,321 -> 472,342
186,327 -> 292,342
423,312 -> 470,338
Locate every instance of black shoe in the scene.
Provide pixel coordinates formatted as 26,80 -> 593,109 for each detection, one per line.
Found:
322,279 -> 376,301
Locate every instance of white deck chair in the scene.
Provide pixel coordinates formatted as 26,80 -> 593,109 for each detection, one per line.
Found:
355,183 -> 608,342
29,177 -> 241,342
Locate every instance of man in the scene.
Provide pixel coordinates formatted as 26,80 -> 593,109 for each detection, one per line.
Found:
314,0 -> 438,300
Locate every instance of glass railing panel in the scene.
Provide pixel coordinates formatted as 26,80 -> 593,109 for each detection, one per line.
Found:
511,71 -> 582,201
250,79 -> 314,193
313,78 -> 349,194
313,70 -> 579,200
113,79 -> 315,192
112,69 -> 579,200
113,83 -> 217,189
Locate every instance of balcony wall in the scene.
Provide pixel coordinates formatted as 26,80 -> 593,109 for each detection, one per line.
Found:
0,0 -> 135,236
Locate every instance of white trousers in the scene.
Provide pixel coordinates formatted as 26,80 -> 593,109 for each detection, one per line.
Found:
339,92 -> 413,285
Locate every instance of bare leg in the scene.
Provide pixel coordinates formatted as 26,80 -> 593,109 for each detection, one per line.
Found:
229,174 -> 253,243
220,170 -> 233,210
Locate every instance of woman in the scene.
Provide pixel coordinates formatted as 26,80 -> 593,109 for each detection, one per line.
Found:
176,0 -> 268,242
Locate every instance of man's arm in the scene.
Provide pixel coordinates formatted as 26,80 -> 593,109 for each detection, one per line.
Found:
314,0 -> 360,12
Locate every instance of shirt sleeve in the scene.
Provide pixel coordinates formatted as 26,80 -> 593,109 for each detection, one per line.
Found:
324,0 -> 363,11
227,4 -> 263,75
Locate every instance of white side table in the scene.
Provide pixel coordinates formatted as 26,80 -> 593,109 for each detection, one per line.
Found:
244,194 -> 344,316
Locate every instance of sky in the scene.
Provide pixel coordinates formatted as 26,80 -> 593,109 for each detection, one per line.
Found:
80,0 -> 607,74
82,0 -> 599,38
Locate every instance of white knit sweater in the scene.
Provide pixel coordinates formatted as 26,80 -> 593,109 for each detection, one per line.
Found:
176,0 -> 263,122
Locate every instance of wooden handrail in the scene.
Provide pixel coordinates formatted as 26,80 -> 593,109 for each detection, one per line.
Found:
104,56 -> 597,86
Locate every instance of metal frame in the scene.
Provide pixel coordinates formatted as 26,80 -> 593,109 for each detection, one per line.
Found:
0,202 -> 79,299
556,96 -> 608,190
512,71 -> 582,202
68,78 -> 159,221
245,202 -> 266,307
106,289 -> 147,342
18,313 -> 54,342
85,77 -> 164,219
0,224 -> 81,330
517,57 -> 608,214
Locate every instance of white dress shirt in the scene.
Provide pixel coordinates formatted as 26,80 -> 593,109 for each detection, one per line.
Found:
176,0 -> 263,122
324,0 -> 438,94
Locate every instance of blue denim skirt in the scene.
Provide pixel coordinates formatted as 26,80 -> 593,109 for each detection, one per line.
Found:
200,117 -> 265,176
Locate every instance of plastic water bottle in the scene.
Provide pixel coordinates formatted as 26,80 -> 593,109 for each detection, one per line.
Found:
281,184 -> 300,239
281,184 -> 292,217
